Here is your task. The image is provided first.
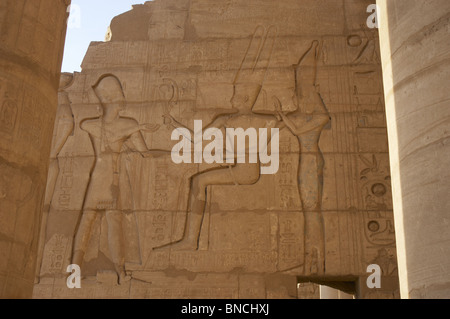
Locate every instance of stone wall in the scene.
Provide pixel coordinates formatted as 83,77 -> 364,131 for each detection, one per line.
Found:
33,0 -> 399,299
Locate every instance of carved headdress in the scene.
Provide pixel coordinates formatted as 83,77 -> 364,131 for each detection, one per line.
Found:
92,74 -> 126,104
233,25 -> 278,87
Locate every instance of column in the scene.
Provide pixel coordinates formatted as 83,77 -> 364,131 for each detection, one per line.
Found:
377,0 -> 450,298
0,0 -> 70,298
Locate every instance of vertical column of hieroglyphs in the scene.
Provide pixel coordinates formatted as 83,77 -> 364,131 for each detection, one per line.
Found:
0,0 -> 70,298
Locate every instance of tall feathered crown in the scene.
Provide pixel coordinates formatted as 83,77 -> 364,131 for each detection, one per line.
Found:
233,25 -> 278,86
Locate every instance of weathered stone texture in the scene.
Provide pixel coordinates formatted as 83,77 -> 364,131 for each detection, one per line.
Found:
33,0 -> 398,299
377,0 -> 450,299
0,0 -> 70,298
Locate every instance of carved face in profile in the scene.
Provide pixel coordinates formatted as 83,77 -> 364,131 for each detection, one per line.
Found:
230,83 -> 262,111
93,75 -> 126,117
101,99 -> 125,117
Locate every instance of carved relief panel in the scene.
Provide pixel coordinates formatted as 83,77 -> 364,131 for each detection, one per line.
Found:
34,0 -> 398,299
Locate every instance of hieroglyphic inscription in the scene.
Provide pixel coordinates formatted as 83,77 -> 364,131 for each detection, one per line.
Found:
153,164 -> 169,209
48,234 -> 70,273
278,214 -> 303,271
151,214 -> 169,244
57,156 -> 74,209
34,0 -> 398,300
277,140 -> 297,209
0,80 -> 20,137
19,91 -> 51,150
0,97 -> 18,135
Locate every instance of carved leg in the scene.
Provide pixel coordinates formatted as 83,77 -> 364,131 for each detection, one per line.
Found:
166,199 -> 206,251
43,158 -> 59,212
304,211 -> 325,275
105,210 -> 130,284
160,167 -> 235,251
72,210 -> 97,268
299,152 -> 326,276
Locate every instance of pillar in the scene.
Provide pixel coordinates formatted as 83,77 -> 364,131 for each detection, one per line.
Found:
377,0 -> 450,298
0,0 -> 70,298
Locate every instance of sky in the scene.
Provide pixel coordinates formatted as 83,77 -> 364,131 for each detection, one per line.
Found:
62,0 -> 148,73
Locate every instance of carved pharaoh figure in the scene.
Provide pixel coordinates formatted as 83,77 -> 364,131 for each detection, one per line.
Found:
71,74 -> 164,284
158,26 -> 283,251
